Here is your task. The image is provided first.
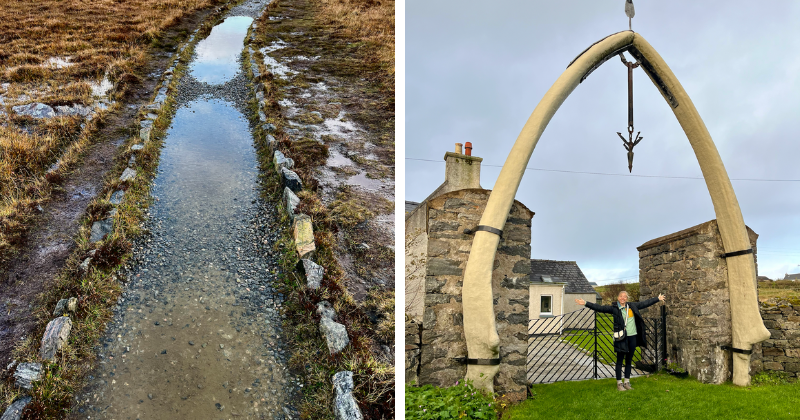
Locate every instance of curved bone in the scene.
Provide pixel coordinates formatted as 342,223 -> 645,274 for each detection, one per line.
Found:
461,31 -> 768,391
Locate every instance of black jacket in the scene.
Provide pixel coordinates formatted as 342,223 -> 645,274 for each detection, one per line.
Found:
585,297 -> 660,353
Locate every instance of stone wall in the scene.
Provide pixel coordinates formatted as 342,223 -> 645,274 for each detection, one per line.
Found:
751,300 -> 800,377
419,189 -> 533,401
637,220 -> 757,384
405,318 -> 422,384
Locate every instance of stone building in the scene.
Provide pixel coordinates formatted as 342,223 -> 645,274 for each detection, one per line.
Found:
637,220 -> 757,384
405,144 -> 533,400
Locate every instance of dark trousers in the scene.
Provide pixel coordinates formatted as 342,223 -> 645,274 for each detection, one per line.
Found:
615,335 -> 637,380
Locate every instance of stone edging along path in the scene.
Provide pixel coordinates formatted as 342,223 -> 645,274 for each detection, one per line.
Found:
242,19 -> 364,420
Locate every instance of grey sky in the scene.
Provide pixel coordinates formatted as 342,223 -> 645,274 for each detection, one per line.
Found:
406,0 -> 800,284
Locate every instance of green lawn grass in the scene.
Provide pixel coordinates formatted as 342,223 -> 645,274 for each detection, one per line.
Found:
505,373 -> 800,420
559,313 -> 643,366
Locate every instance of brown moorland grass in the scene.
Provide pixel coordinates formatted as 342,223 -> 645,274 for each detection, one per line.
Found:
313,0 -> 395,79
0,0 -> 224,265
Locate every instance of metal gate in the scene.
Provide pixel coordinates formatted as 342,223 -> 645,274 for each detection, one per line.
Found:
527,305 -> 666,384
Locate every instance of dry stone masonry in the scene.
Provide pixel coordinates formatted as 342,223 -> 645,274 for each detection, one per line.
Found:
751,300 -> 800,377
638,220 -> 758,383
419,188 -> 533,401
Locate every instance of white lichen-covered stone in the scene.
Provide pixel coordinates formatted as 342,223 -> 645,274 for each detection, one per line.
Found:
90,219 -> 113,242
13,363 -> 41,390
274,150 -> 294,173
1,396 -> 32,420
119,167 -> 137,182
300,259 -> 324,289
320,317 -> 349,355
282,187 -> 300,220
332,371 -> 363,420
40,316 -> 72,361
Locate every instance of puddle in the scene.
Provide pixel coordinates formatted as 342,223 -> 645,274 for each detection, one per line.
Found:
74,7 -> 297,417
261,55 -> 295,78
261,39 -> 288,54
89,76 -> 113,98
327,148 -> 354,167
347,170 -> 387,191
45,56 -> 74,69
190,16 -> 254,84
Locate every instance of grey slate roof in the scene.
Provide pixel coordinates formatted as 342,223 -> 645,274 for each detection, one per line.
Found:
405,200 -> 420,214
786,273 -> 800,281
530,259 -> 596,294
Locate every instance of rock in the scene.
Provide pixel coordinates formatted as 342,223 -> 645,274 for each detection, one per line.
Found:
332,371 -> 363,420
119,167 -> 137,182
53,298 -> 75,316
292,214 -> 315,259
256,91 -> 265,102
320,317 -> 349,355
356,243 -> 370,251
109,190 -> 125,205
90,218 -> 113,242
40,316 -> 72,361
67,297 -> 77,312
317,301 -> 336,320
13,363 -> 41,390
281,168 -> 302,193
299,259 -> 324,289
258,111 -> 267,122
274,150 -> 294,173
54,104 -> 93,118
146,112 -> 158,120
266,134 -> 278,153
1,396 -> 32,420
128,156 -> 136,166
78,257 -> 92,276
263,123 -> 277,133
282,187 -> 299,220
130,144 -> 144,151
12,102 -> 55,119
140,126 -> 152,142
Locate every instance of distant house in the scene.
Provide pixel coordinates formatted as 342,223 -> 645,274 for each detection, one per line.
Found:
530,259 -> 597,316
405,200 -> 420,214
785,273 -> 800,281
757,276 -> 773,282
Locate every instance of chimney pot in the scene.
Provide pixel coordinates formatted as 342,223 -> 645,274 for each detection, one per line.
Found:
455,143 -> 463,154
465,142 -> 472,156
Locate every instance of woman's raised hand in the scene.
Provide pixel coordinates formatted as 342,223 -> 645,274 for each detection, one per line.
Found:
575,298 -> 586,306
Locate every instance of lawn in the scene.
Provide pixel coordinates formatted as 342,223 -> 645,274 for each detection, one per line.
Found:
505,373 -> 800,420
559,313 -> 644,367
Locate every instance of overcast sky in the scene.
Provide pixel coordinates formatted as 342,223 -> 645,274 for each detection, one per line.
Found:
405,0 -> 800,284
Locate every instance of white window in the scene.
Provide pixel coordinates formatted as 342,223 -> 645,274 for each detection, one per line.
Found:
541,295 -> 553,316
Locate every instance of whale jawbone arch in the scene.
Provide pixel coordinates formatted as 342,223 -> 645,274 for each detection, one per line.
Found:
461,31 -> 769,391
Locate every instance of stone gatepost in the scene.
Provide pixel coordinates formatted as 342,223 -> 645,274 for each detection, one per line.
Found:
419,188 -> 533,401
637,220 -> 757,383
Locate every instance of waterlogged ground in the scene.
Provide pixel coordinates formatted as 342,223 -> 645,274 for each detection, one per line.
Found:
257,0 -> 395,300
72,1 -> 302,418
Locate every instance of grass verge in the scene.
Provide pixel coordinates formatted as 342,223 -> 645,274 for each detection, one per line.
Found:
244,1 -> 395,416
0,0 -> 226,266
506,372 -> 800,420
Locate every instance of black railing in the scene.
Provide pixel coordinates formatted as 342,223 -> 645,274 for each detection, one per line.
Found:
527,305 -> 666,384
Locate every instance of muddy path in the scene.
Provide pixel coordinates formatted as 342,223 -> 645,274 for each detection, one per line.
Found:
0,6 -> 223,371
257,0 -> 395,301
70,1 -> 301,418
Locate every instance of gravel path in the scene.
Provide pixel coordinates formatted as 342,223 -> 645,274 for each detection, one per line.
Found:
71,1 -> 301,418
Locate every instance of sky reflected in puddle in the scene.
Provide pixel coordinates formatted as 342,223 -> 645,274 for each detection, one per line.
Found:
190,16 -> 254,84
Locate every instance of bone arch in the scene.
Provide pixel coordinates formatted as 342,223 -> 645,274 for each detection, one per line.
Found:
460,31 -> 770,391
